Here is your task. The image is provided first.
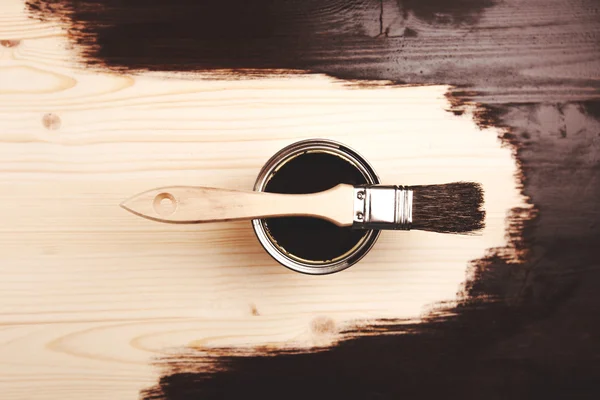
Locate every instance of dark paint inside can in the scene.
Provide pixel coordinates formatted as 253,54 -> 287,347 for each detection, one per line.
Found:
253,139 -> 380,274
263,152 -> 369,263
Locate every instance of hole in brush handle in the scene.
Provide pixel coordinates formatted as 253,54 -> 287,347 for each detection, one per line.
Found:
153,192 -> 178,217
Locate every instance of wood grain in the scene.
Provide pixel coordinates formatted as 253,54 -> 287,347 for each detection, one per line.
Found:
15,0 -> 598,399
24,0 -> 600,103
0,1 -> 524,398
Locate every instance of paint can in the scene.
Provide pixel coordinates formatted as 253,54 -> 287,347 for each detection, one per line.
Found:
252,139 -> 381,274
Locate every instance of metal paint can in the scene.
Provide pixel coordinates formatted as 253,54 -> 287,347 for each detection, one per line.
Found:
252,139 -> 381,275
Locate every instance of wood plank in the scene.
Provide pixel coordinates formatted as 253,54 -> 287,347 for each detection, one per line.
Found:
0,2 -> 524,398
22,0 -> 600,103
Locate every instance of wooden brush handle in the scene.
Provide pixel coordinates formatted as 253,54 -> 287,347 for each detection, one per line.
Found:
120,184 -> 356,226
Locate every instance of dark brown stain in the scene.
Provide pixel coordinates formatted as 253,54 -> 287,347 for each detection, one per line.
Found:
24,1 -> 495,80
264,152 -> 368,262
26,0 -> 600,102
24,0 -> 600,399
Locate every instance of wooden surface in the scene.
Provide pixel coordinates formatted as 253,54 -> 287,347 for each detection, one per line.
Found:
0,2 -> 523,398
4,0 -> 600,399
23,0 -> 600,104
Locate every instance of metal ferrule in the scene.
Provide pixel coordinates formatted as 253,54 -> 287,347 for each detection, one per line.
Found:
353,185 -> 413,230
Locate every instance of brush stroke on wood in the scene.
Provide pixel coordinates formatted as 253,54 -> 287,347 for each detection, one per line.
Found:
26,0 -> 600,102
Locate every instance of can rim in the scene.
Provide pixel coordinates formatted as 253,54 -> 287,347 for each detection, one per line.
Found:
252,139 -> 381,275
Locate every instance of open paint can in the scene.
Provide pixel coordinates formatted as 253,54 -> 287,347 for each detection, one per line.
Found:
252,139 -> 381,274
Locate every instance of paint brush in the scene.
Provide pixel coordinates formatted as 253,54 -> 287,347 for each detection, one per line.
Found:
121,182 -> 485,233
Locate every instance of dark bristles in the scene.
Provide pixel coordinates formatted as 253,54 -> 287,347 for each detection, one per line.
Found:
409,182 -> 485,234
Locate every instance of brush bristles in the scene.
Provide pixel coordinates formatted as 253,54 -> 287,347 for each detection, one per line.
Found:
409,182 -> 485,234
